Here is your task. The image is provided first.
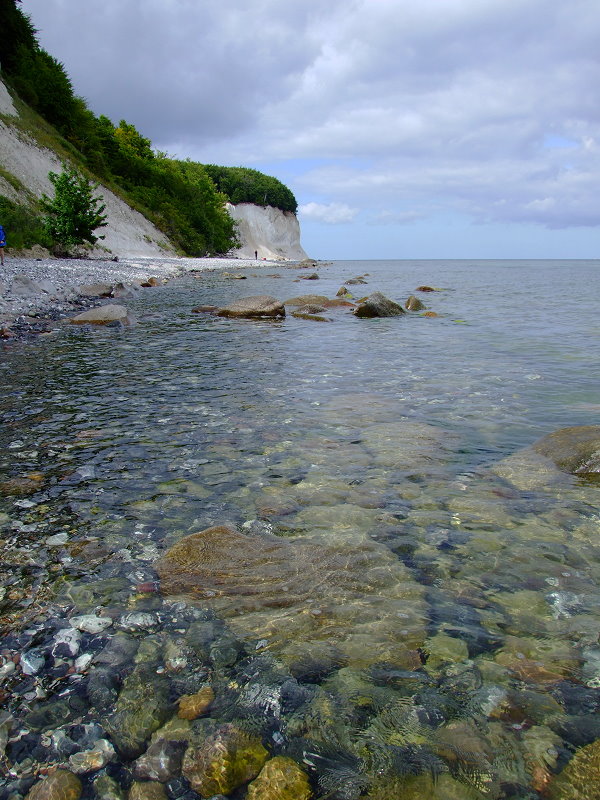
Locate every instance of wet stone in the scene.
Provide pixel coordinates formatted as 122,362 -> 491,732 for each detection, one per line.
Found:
182,723 -> 268,796
133,739 -> 186,782
548,738 -> 600,799
25,770 -> 82,800
177,686 -> 215,720
104,663 -> 172,759
69,615 -> 113,634
52,627 -> 82,658
246,756 -> 312,800
129,783 -> 168,800
69,738 -> 116,774
93,774 -> 125,800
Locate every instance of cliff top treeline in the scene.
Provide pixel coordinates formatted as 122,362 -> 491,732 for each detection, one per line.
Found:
0,0 -> 297,255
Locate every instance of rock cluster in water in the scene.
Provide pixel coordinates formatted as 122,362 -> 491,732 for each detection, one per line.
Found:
1,327 -> 599,800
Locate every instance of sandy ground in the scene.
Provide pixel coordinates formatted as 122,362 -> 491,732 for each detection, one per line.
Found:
0,254 -> 267,330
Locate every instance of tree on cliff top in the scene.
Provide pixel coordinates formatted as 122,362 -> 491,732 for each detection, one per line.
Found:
41,166 -> 107,254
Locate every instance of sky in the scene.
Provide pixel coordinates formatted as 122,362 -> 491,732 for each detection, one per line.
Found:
22,0 -> 600,259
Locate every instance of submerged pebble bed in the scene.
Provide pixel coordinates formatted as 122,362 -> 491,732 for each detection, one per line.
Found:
0,259 -> 598,800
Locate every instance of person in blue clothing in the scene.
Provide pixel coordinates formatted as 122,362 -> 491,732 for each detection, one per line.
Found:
0,224 -> 5,266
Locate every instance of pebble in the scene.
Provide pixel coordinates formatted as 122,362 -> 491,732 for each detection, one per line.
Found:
118,612 -> 158,631
69,615 -> 113,634
20,650 -> 45,675
46,533 -> 69,546
69,739 -> 116,774
52,628 -> 82,658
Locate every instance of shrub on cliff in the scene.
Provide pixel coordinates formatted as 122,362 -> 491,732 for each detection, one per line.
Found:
41,166 -> 107,254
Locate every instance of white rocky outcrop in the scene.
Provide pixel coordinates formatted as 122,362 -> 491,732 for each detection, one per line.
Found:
226,202 -> 308,261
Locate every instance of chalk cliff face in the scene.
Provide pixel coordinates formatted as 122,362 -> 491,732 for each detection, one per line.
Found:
227,203 -> 309,261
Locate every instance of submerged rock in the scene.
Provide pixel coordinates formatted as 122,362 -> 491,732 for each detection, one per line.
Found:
532,425 -> 600,476
246,756 -> 312,799
177,686 -> 215,720
133,738 -> 186,782
70,304 -> 132,326
182,723 -> 268,796
155,525 -> 427,666
128,782 -> 167,800
25,771 -> 82,800
353,292 -> 405,318
405,295 -> 425,311
548,738 -> 600,799
104,657 -> 172,759
217,295 -> 285,319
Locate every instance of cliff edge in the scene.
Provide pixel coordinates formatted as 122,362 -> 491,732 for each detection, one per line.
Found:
227,203 -> 309,261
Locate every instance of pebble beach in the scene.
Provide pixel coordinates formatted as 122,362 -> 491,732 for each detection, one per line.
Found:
0,255 -> 263,334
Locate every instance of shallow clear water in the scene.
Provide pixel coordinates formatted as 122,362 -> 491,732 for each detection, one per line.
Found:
0,259 -> 599,798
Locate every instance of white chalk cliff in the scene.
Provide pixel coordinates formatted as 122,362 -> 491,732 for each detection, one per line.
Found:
226,202 -> 309,261
0,77 -> 308,261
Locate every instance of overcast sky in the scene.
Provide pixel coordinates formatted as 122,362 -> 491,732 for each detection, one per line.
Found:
23,0 -> 600,259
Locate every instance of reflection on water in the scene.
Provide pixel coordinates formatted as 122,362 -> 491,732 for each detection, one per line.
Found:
0,260 -> 599,799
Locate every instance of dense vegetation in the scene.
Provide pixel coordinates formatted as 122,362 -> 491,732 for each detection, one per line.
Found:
203,165 -> 298,213
0,0 -> 297,255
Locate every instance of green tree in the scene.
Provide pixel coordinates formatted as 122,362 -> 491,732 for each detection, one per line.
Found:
114,120 -> 154,161
41,165 -> 108,253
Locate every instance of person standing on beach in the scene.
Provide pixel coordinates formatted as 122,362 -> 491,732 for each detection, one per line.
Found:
0,224 -> 6,266
254,249 -> 258,260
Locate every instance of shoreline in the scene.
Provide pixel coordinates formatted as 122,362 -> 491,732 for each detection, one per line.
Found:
0,254 -> 281,338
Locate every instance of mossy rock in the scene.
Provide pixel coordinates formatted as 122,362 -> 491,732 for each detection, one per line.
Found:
548,738 -> 600,799
532,426 -> 600,476
247,756 -> 312,799
26,771 -> 82,800
182,723 -> 268,796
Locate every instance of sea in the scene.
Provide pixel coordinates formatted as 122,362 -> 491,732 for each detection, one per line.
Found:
0,259 -> 598,799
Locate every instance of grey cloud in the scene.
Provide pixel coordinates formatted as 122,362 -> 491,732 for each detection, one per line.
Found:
23,0 -> 600,233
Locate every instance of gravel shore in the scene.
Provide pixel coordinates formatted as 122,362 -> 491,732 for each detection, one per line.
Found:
0,254 -> 262,335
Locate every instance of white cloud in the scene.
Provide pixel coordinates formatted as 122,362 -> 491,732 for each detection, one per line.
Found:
299,202 -> 358,224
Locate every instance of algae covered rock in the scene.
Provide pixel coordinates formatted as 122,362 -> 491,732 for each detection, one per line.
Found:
532,425 -> 600,476
182,723 -> 268,796
247,756 -> 312,799
104,657 -> 172,758
405,294 -> 425,311
128,782 -> 167,800
25,771 -> 82,800
177,685 -> 215,720
548,738 -> 600,799
353,292 -> 405,318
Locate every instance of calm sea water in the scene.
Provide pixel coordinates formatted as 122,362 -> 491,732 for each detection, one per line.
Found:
0,259 -> 599,798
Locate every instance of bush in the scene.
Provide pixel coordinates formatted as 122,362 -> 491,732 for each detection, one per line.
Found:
41,165 -> 107,253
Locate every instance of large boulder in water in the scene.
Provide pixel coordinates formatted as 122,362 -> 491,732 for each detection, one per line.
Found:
155,525 -> 427,667
491,425 -> 600,490
70,304 -> 132,326
353,292 -> 405,318
217,295 -> 285,319
531,426 -> 600,476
